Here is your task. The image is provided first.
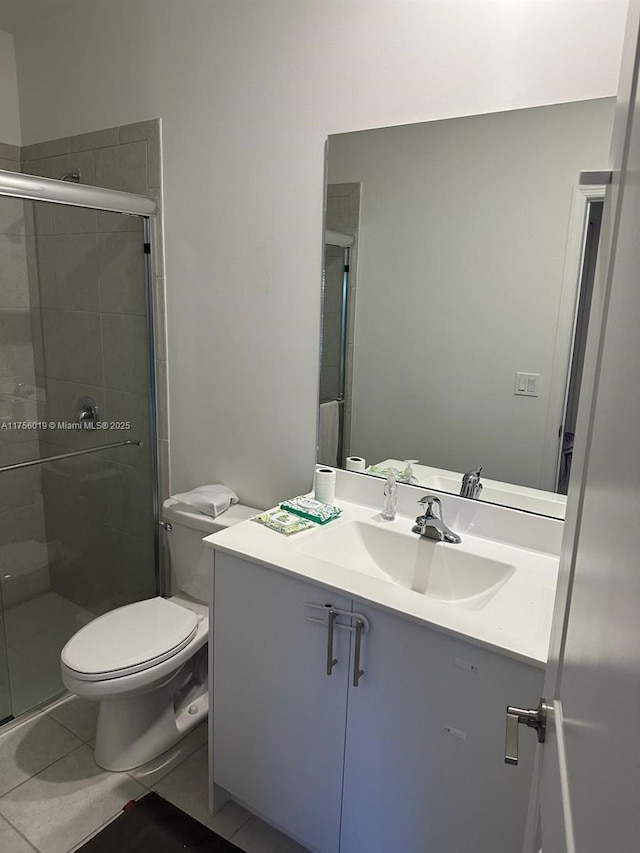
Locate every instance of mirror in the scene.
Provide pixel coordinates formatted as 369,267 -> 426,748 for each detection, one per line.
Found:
318,98 -> 615,519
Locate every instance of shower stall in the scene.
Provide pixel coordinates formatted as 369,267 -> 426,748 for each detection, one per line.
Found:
0,170 -> 159,725
319,229 -> 354,467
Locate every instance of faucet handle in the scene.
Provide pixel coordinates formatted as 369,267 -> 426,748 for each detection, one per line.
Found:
462,466 -> 483,478
417,494 -> 441,519
414,495 -> 461,544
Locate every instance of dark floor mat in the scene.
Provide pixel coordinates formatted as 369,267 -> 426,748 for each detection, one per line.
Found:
76,791 -> 243,852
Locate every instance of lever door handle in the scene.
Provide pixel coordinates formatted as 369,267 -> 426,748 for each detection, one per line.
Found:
505,698 -> 547,765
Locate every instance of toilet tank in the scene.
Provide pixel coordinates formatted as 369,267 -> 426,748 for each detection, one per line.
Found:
162,497 -> 258,603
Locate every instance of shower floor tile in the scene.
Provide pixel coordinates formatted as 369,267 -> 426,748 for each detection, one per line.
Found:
4,592 -> 95,646
5,647 -> 64,718
3,592 -> 95,716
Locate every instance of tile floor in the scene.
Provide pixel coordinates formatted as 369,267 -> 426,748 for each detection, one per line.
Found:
0,695 -> 310,853
3,593 -> 95,716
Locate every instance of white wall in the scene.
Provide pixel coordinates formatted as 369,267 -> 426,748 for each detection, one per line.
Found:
328,99 -> 615,489
0,28 -> 20,144
12,0 -> 628,508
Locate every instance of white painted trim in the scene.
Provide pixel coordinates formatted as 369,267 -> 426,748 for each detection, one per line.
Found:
0,168 -> 156,215
539,183 -> 606,492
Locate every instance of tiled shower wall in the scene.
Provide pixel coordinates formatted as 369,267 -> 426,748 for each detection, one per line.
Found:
0,143 -> 49,609
19,120 -> 168,613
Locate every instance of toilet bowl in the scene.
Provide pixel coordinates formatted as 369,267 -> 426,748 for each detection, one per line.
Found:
60,496 -> 257,771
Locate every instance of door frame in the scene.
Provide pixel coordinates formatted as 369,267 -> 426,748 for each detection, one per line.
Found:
540,183 -> 606,493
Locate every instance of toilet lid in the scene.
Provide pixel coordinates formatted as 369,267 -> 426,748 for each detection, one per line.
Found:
61,597 -> 199,679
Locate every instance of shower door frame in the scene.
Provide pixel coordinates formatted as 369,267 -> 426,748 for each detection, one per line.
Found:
0,170 -> 162,722
322,229 -> 355,467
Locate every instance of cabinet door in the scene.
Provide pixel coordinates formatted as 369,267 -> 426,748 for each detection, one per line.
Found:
340,604 -> 544,853
212,552 -> 351,853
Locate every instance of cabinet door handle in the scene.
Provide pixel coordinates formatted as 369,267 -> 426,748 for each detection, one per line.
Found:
305,604 -> 370,679
326,607 -> 338,675
352,618 -> 365,687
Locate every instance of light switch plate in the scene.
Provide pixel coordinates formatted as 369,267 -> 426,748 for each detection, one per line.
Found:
515,372 -> 540,397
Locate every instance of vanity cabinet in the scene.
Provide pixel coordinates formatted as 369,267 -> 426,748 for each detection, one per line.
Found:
339,602 -> 541,852
212,551 -> 543,853
212,551 -> 352,853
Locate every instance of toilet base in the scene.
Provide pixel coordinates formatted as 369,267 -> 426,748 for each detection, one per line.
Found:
94,660 -> 208,771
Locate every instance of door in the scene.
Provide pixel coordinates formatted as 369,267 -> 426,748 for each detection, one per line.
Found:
521,4 -> 640,850
340,602 -> 543,853
212,552 -> 351,853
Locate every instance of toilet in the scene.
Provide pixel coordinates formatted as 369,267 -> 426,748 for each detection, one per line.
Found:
60,495 -> 257,771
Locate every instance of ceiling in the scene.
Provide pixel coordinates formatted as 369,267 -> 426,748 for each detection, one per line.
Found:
0,0 -> 81,34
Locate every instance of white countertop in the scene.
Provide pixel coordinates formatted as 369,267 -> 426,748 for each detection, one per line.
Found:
205,496 -> 559,668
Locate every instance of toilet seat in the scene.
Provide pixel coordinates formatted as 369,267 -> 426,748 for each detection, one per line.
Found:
61,597 -> 199,681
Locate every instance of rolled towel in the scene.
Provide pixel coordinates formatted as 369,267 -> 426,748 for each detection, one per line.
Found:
172,484 -> 239,517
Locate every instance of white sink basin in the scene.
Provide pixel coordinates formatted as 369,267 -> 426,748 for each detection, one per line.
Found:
297,521 -> 515,610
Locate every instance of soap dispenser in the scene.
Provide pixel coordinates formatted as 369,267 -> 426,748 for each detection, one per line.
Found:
381,472 -> 398,521
402,460 -> 419,484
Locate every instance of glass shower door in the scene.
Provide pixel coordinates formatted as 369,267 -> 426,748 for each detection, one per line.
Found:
319,242 -> 350,466
0,584 -> 10,724
0,192 -> 42,722
320,243 -> 347,405
0,193 -> 158,720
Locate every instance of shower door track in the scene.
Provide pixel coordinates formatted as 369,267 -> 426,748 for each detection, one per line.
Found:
0,439 -> 142,474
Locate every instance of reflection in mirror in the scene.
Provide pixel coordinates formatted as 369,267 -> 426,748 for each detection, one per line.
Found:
318,99 -> 615,518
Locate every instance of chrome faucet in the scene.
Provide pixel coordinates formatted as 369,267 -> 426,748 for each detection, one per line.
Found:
412,495 -> 461,544
460,466 -> 483,499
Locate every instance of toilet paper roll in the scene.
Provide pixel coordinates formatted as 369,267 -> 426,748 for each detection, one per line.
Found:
314,466 -> 336,505
346,456 -> 366,472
